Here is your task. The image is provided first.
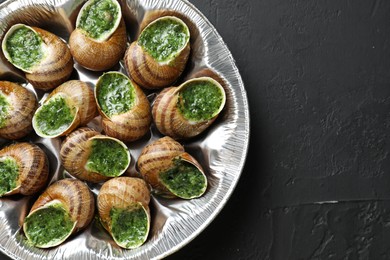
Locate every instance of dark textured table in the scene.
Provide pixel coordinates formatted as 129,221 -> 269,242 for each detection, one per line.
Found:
1,0 -> 390,259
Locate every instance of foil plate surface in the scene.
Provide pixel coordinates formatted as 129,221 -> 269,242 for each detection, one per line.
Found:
0,0 -> 249,259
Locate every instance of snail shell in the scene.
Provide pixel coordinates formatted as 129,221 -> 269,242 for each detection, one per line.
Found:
137,136 -> 207,199
124,16 -> 191,89
0,81 -> 38,140
95,72 -> 151,142
23,178 -> 95,248
97,177 -> 150,249
32,80 -> 97,138
69,0 -> 127,71
152,77 -> 226,139
0,142 -> 48,197
2,24 -> 73,91
60,127 -> 131,183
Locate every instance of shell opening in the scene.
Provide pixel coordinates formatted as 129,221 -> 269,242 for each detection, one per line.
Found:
95,72 -> 136,118
1,24 -> 46,73
23,200 -> 77,248
109,203 -> 149,249
32,92 -> 79,138
138,16 -> 190,64
176,77 -> 226,122
76,0 -> 122,42
159,157 -> 207,199
0,92 -> 10,128
0,156 -> 19,197
84,136 -> 131,177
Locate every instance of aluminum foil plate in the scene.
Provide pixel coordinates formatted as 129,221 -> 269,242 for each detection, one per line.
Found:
0,0 -> 250,259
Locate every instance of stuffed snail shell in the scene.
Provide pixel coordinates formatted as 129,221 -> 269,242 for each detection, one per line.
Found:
137,136 -> 207,199
60,127 -> 131,183
152,77 -> 226,139
124,16 -> 191,89
69,0 -> 127,71
0,142 -> 48,197
1,24 -> 73,91
32,80 -> 97,138
97,177 -> 150,249
0,81 -> 38,139
23,179 -> 95,248
95,72 -> 151,142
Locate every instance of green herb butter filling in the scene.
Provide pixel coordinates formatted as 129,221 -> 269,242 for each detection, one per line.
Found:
77,0 -> 119,40
138,18 -> 189,62
85,138 -> 129,177
5,26 -> 44,71
34,95 -> 76,137
109,205 -> 149,249
159,158 -> 206,199
24,203 -> 75,247
96,73 -> 136,117
0,157 -> 19,196
178,80 -> 224,122
0,93 -> 9,128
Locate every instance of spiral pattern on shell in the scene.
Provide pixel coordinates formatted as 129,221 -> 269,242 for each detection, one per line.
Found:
0,81 -> 38,140
0,142 -> 48,196
152,77 -> 226,139
27,178 -> 95,233
124,16 -> 191,89
69,19 -> 127,71
137,136 -> 206,198
25,27 -> 73,90
60,127 -> 131,183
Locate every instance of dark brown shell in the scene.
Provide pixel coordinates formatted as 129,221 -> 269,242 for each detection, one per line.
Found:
0,142 -> 48,196
69,19 -> 127,71
0,81 -> 37,139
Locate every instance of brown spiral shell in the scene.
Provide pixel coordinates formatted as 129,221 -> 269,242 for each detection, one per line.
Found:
2,24 -> 73,91
95,72 -> 152,142
0,142 -> 48,196
152,77 -> 226,139
26,178 -> 95,234
137,136 -> 206,198
60,127 -> 131,183
97,177 -> 150,247
69,19 -> 127,71
124,16 -> 191,89
0,81 -> 37,139
32,80 -> 97,138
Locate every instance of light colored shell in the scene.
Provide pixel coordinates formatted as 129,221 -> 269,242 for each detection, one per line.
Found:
69,19 -> 127,71
24,178 -> 95,247
97,177 -> 150,248
32,80 -> 97,138
137,136 -> 206,198
2,24 -> 73,91
95,72 -> 152,142
152,77 -> 226,139
0,142 -> 48,196
124,16 -> 191,89
0,81 -> 37,139
60,127 -> 130,183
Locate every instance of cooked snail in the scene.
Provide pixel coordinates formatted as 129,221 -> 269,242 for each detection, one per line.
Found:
124,16 -> 191,89
69,0 -> 127,71
152,77 -> 226,139
0,81 -> 37,139
0,142 -> 48,197
97,177 -> 150,249
23,178 -> 95,248
137,136 -> 207,199
95,72 -> 151,142
60,127 -> 131,183
32,80 -> 97,138
1,24 -> 73,91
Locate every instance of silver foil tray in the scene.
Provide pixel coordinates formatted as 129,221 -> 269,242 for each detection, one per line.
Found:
0,0 -> 250,259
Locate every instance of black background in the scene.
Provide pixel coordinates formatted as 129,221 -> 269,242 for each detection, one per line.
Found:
2,0 -> 390,259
